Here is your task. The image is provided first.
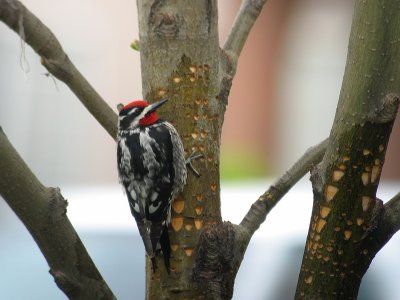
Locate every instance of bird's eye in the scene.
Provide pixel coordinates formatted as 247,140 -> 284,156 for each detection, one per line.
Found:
127,107 -> 145,119
120,107 -> 141,117
118,107 -> 146,130
128,107 -> 139,115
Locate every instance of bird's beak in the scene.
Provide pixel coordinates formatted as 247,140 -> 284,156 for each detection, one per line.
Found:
145,99 -> 168,115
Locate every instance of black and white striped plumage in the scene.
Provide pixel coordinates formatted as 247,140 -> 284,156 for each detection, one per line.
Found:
117,99 -> 186,272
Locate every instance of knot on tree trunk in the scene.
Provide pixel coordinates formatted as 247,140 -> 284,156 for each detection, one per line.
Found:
40,55 -> 74,83
309,163 -> 325,197
49,269 -> 82,298
361,197 -> 384,240
368,93 -> 399,124
47,187 -> 68,221
192,221 -> 237,300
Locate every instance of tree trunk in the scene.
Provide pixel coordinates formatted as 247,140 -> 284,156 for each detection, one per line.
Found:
295,0 -> 400,298
136,1 -> 225,298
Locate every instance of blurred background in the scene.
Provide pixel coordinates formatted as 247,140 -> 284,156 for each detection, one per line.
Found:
1,0 -> 399,299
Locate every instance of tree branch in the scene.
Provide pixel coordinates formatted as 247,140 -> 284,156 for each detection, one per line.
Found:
222,0 -> 268,75
0,0 -> 118,140
218,0 -> 268,110
350,192 -> 400,267
240,138 -> 329,239
0,127 -> 115,300
365,191 -> 400,255
383,192 -> 400,235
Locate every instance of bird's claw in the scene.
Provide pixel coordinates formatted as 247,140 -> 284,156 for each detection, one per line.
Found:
186,151 -> 203,177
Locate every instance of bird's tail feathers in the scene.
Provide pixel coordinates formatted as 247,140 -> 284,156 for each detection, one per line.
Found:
160,226 -> 171,273
137,223 -> 155,256
137,221 -> 170,273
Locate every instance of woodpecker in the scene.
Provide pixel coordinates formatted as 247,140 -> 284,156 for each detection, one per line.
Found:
117,99 -> 199,272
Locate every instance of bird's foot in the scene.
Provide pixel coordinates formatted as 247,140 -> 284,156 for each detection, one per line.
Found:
185,151 -> 203,177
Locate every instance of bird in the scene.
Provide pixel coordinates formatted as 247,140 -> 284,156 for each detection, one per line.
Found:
116,98 -> 200,272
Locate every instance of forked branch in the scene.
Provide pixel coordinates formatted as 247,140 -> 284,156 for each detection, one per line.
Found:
192,138 -> 328,300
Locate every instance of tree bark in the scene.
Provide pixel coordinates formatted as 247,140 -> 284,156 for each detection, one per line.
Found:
295,1 -> 400,298
136,1 -> 224,298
